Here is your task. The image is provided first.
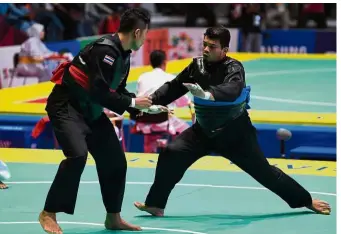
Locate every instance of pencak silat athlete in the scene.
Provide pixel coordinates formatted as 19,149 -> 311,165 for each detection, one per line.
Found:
134,26 -> 331,218
38,8 -> 170,234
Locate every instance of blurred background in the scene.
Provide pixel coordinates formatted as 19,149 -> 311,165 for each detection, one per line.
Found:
0,3 -> 336,162
0,3 -> 336,87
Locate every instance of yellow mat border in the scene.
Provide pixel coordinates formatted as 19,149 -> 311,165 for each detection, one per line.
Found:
0,148 -> 336,177
0,53 -> 336,126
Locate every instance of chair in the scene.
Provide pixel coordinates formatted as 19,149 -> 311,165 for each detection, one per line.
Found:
8,53 -> 36,87
127,111 -> 172,152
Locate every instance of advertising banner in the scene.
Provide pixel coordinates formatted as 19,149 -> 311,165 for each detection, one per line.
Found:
167,28 -> 239,61
142,28 -> 169,65
315,31 -> 336,53
167,28 -> 204,61
260,29 -> 316,53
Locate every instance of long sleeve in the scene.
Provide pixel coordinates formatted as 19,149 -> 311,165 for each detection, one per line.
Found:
116,68 -> 141,115
86,45 -> 132,115
151,63 -> 192,106
206,61 -> 245,102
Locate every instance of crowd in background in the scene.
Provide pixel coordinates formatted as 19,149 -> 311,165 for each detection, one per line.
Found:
0,3 -> 336,46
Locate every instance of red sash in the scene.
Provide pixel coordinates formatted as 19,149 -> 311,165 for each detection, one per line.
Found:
50,61 -> 90,90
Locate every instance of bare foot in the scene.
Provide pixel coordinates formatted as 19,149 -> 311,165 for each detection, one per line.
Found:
39,211 -> 63,234
105,213 -> 141,231
134,202 -> 164,217
0,181 -> 8,189
306,199 -> 331,215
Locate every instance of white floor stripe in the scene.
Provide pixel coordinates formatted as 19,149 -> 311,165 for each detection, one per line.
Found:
5,181 -> 336,197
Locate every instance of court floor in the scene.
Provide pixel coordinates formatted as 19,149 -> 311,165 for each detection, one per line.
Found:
126,58 -> 336,113
0,149 -> 336,234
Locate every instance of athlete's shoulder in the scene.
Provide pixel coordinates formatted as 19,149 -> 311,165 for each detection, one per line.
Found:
223,57 -> 245,77
224,56 -> 244,72
90,43 -> 120,60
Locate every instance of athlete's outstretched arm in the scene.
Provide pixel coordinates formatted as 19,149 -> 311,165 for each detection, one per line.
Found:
150,63 -> 193,106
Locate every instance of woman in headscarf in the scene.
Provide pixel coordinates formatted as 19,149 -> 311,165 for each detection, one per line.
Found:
15,23 -> 71,83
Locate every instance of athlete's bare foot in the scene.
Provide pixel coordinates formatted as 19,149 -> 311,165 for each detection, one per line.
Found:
0,181 -> 8,189
39,211 -> 63,234
134,202 -> 164,217
105,213 -> 142,231
306,199 -> 331,215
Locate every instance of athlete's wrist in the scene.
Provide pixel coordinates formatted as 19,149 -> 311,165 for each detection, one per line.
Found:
204,92 -> 211,100
130,98 -> 135,107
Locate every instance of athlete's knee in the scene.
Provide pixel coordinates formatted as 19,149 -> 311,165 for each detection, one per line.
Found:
61,155 -> 87,174
100,153 -> 127,176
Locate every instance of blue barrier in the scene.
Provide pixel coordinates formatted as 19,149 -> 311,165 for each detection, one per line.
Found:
238,29 -> 336,54
261,29 -> 316,53
0,115 -> 336,160
0,115 -> 56,149
315,31 -> 336,53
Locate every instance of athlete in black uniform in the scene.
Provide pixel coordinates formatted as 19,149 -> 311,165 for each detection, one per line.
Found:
38,8 -> 159,233
134,26 -> 331,217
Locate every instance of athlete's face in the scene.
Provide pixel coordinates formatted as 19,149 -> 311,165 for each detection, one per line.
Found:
202,36 -> 228,62
131,26 -> 148,51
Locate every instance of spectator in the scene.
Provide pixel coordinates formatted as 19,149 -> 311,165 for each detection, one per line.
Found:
15,23 -> 58,82
241,3 -> 265,52
31,4 -> 64,42
136,50 -> 192,153
98,10 -> 121,35
185,4 -> 216,27
297,3 -> 327,28
266,3 -> 290,29
228,3 -> 244,28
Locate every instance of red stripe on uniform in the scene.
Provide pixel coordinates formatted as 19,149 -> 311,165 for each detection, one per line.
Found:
69,65 -> 90,90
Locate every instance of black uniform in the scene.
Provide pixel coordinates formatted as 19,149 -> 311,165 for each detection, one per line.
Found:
44,34 -> 138,214
143,56 -> 313,210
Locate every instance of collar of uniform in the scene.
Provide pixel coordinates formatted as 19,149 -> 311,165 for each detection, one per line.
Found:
204,56 -> 228,71
112,33 -> 132,57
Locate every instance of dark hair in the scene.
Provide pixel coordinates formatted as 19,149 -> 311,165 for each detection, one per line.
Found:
118,8 -> 151,33
150,50 -> 166,68
204,26 -> 231,48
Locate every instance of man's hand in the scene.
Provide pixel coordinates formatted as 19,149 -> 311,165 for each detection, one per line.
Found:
135,96 -> 152,109
183,83 -> 214,100
145,105 -> 174,115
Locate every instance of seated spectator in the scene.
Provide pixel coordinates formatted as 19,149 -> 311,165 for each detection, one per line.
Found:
136,50 -> 192,153
15,23 -> 71,82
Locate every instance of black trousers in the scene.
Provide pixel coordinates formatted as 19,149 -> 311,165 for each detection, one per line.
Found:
44,96 -> 126,214
145,112 -> 313,209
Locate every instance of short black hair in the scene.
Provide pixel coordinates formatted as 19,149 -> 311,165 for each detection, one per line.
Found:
150,50 -> 166,68
204,26 -> 231,48
118,7 -> 151,33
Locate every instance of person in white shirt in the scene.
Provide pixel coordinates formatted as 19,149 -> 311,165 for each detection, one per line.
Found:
136,50 -> 192,153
